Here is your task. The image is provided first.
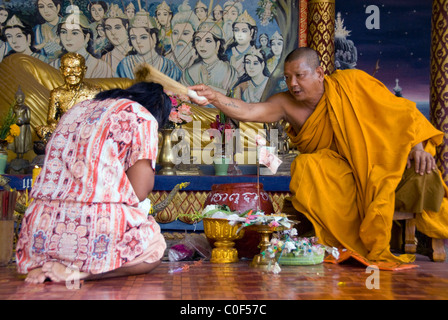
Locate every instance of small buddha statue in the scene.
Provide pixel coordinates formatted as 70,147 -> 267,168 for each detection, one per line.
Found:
36,52 -> 101,142
7,86 -> 33,173
9,86 -> 32,158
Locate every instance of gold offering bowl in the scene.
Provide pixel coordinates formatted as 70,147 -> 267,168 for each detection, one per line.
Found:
203,218 -> 245,263
249,224 -> 285,269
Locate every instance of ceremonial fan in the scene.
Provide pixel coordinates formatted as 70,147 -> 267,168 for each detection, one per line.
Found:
134,63 -> 206,102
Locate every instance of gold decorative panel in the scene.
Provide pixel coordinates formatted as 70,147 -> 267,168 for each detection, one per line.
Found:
430,0 -> 448,183
307,0 -> 335,75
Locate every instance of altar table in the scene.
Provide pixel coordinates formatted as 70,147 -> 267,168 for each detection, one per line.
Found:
0,165 -> 292,232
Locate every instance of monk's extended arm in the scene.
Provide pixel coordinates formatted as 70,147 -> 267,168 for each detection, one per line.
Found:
189,84 -> 285,123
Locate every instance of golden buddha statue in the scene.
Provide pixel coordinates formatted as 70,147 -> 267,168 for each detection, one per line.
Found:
36,52 -> 101,142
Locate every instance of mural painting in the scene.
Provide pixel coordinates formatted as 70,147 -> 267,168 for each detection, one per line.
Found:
0,0 -> 299,104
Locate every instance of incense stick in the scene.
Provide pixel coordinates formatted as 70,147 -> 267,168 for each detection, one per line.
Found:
257,162 -> 260,211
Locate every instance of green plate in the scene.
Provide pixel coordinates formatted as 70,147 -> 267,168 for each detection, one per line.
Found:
276,252 -> 325,265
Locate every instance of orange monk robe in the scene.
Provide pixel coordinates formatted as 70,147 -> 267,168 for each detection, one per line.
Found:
288,69 -> 448,265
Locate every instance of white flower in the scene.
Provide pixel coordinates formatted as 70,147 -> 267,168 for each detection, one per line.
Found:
289,228 -> 298,237
265,247 -> 276,259
327,247 -> 340,260
202,205 -> 219,213
226,213 -> 244,221
211,212 -> 232,219
269,262 -> 281,274
284,241 -> 296,253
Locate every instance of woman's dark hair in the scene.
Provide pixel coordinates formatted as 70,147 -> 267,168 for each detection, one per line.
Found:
93,82 -> 172,129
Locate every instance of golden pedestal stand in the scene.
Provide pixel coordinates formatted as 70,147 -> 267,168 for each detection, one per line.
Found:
250,225 -> 285,269
158,128 -> 176,175
203,218 -> 245,263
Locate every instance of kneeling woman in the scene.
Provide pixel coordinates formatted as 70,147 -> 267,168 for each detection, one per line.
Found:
16,82 -> 172,283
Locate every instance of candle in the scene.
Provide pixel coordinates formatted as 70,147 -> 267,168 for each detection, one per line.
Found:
32,165 -> 41,187
25,188 -> 29,206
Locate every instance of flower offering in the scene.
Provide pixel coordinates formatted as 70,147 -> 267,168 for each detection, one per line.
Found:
0,103 -> 20,144
261,228 -> 340,272
227,210 -> 294,232
177,204 -> 244,223
165,92 -> 193,128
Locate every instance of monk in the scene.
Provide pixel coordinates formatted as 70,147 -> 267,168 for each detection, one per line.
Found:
190,47 -> 448,267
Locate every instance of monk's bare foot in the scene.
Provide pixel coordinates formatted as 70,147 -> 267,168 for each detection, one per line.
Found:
25,268 -> 47,284
42,262 -> 89,283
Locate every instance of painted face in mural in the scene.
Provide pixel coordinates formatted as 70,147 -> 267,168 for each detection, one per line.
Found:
223,7 -> 239,23
90,4 -> 105,22
171,22 -> 195,66
104,18 -> 128,47
194,8 -> 207,22
37,0 -> 60,24
271,39 -> 284,57
260,36 -> 268,48
129,27 -> 156,56
96,24 -> 105,38
156,9 -> 171,27
60,55 -> 86,87
233,22 -> 253,46
126,8 -> 135,20
5,27 -> 32,54
59,23 -> 89,53
0,9 -> 8,24
213,9 -> 223,22
244,55 -> 263,79
171,23 -> 193,49
194,31 -> 219,62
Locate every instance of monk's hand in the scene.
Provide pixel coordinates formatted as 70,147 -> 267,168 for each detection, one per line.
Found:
407,143 -> 437,175
188,84 -> 213,106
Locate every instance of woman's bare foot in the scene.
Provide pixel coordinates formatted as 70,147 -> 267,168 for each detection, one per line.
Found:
25,260 -> 162,284
42,262 -> 89,283
25,268 -> 47,284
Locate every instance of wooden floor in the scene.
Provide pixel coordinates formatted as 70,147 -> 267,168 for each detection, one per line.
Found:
1,253 -> 448,302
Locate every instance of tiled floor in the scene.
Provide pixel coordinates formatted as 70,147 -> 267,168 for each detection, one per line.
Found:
1,254 -> 448,301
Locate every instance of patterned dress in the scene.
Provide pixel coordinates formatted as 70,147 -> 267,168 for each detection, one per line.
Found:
16,98 -> 166,275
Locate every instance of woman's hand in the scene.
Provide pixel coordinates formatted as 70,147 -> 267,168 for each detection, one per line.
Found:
407,142 -> 437,175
